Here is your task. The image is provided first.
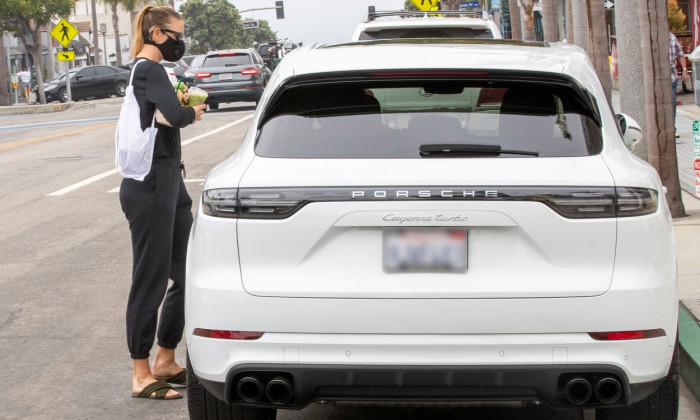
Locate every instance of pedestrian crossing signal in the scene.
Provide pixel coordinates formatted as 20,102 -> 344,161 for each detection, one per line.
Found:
410,0 -> 441,11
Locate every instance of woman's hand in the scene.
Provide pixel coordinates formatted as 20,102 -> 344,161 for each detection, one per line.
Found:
192,104 -> 206,122
177,86 -> 189,105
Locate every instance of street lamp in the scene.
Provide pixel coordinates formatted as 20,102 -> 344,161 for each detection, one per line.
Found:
100,23 -> 107,65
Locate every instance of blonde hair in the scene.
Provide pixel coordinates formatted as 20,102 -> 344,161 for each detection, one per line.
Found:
131,5 -> 182,58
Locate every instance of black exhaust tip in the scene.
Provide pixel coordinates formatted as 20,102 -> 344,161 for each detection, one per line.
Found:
595,377 -> 622,404
265,376 -> 293,405
564,377 -> 593,405
237,376 -> 264,402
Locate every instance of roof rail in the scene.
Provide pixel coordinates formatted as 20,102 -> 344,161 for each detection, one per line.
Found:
367,10 -> 484,21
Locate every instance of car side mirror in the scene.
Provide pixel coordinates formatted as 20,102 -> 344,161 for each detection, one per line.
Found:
616,113 -> 642,151
75,75 -> 82,81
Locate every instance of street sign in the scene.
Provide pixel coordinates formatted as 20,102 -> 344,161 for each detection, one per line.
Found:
57,50 -> 75,61
243,21 -> 259,29
694,120 -> 700,196
410,0 -> 441,11
461,1 -> 480,9
51,19 -> 78,48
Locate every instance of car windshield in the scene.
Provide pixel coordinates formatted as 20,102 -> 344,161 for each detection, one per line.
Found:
190,56 -> 205,68
203,54 -> 252,67
54,71 -> 77,81
256,79 -> 602,159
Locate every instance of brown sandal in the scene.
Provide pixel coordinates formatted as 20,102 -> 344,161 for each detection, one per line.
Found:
131,380 -> 182,400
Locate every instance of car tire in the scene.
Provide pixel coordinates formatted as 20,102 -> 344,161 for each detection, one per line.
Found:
596,340 -> 679,420
115,81 -> 127,97
58,88 -> 68,103
187,352 -> 277,420
208,101 -> 219,110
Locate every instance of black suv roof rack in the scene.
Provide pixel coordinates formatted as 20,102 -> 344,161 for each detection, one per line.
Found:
367,10 -> 484,22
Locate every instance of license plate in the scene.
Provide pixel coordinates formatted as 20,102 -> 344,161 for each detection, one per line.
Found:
383,228 -> 467,273
219,73 -> 233,80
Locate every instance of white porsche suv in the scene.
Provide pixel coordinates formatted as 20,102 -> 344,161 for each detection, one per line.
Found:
186,39 -> 678,420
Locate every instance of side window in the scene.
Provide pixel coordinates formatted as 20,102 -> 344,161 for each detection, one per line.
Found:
95,67 -> 117,76
79,68 -> 96,78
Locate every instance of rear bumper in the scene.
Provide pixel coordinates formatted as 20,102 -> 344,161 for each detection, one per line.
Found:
193,362 -> 664,410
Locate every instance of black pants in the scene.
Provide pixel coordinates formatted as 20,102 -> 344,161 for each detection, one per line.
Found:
119,159 -> 193,359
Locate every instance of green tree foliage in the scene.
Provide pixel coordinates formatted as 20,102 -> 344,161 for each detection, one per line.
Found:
668,0 -> 687,32
0,0 -> 74,104
180,0 -> 248,54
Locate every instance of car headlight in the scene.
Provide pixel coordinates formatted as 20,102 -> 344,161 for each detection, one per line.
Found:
45,85 -> 57,92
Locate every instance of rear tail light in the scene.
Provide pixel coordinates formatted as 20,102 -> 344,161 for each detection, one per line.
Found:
241,68 -> 259,75
196,72 -> 211,78
193,329 -> 264,340
201,187 -> 659,219
217,52 -> 237,56
588,329 -> 665,340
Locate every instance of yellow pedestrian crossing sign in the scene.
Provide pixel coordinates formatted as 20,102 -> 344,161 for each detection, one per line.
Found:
57,51 -> 75,61
51,19 -> 79,48
411,0 -> 441,11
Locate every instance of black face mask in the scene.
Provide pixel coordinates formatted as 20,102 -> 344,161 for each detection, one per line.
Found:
145,31 -> 185,62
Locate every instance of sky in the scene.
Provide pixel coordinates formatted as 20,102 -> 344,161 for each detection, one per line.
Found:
178,0 -> 407,46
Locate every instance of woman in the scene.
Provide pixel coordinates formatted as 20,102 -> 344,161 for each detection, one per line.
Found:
16,67 -> 30,103
120,5 -> 206,400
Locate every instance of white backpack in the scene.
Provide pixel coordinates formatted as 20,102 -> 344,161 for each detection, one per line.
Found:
115,59 -> 157,181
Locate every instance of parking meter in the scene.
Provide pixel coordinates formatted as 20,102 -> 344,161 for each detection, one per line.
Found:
688,46 -> 700,105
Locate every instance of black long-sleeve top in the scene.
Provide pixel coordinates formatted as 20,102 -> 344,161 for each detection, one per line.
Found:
131,58 -> 196,162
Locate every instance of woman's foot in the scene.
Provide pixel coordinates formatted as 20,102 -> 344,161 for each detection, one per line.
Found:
132,357 -> 181,399
151,346 -> 184,378
133,375 -> 182,399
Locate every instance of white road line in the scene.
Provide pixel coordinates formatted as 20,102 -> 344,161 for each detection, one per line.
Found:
47,114 -> 254,197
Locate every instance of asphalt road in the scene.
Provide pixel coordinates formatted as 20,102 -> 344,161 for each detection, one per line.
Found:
1,97 -> 699,419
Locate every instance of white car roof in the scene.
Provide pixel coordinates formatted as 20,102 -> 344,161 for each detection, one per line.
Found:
276,40 -> 598,93
360,17 -> 491,31
351,12 -> 503,40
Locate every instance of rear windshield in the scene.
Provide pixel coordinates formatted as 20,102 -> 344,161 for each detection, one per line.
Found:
256,80 -> 602,159
359,27 -> 493,40
203,54 -> 252,67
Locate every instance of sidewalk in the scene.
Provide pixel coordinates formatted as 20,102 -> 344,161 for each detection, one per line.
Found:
616,87 -> 700,403
0,101 -> 95,115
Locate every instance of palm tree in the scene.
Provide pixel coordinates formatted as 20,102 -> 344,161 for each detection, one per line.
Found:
637,0 -> 685,217
565,0 -> 573,42
103,0 -> 123,66
508,0 -> 521,39
518,0 -> 536,41
585,0 -> 612,105
91,0 -> 100,64
540,0 -> 557,42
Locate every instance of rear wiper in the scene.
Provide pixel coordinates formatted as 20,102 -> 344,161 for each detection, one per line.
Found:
419,143 -> 539,157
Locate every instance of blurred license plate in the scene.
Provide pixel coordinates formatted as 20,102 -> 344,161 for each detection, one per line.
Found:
219,73 -> 233,80
383,228 -> 467,273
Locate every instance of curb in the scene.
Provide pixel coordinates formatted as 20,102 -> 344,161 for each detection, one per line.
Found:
679,302 -> 700,403
0,102 -> 95,115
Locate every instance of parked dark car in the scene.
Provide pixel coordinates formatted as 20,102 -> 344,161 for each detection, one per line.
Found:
185,49 -> 271,109
34,65 -> 130,102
